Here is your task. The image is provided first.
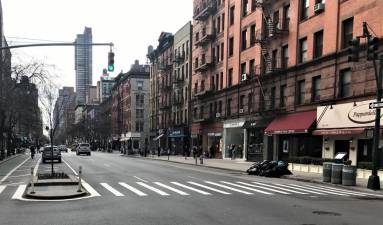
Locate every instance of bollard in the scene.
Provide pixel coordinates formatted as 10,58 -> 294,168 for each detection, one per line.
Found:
30,167 -> 35,194
77,166 -> 82,192
200,154 -> 204,164
195,156 -> 197,165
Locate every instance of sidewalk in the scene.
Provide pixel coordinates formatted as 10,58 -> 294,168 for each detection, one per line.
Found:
129,154 -> 383,193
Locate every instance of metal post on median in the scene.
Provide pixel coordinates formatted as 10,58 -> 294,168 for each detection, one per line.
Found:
195,156 -> 197,165
77,166 -> 82,192
200,153 -> 204,165
30,167 -> 35,194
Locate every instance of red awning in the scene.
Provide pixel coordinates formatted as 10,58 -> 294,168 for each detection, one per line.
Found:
312,128 -> 365,136
265,111 -> 316,135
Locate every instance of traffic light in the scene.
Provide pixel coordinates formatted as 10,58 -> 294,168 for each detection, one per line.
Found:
367,36 -> 379,61
108,52 -> 115,72
347,38 -> 360,62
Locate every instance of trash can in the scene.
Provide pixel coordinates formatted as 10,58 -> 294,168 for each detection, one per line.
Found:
331,163 -> 343,184
342,165 -> 357,186
323,162 -> 333,182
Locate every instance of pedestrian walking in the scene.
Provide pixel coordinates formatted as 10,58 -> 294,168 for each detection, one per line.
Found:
231,144 -> 236,160
157,146 -> 161,157
30,145 -> 36,159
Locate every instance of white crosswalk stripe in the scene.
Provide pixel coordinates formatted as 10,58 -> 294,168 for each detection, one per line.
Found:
250,182 -> 309,194
274,183 -> 328,195
234,182 -> 289,195
204,181 -> 254,195
0,185 -> 6,194
171,182 -> 211,195
119,182 -> 147,196
300,184 -> 367,196
316,185 -> 383,197
100,183 -> 124,196
187,182 -> 231,195
137,182 -> 170,196
154,182 -> 189,195
287,184 -> 349,196
221,181 -> 275,195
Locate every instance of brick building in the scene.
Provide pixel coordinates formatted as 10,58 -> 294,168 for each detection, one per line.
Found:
191,0 -> 383,167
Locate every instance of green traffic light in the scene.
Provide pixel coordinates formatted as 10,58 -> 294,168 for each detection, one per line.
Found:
108,65 -> 114,72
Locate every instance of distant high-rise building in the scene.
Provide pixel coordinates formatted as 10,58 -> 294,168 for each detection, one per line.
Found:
75,27 -> 93,104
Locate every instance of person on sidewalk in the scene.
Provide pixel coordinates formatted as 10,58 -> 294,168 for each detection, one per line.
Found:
30,145 -> 36,159
231,144 -> 236,160
157,146 -> 161,157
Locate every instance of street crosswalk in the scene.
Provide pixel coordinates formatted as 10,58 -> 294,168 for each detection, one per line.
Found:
1,180 -> 383,200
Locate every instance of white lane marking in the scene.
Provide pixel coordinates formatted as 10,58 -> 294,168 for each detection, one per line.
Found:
250,182 -> 308,194
82,181 -> 101,197
100,183 -> 124,196
204,181 -> 254,195
1,157 -> 30,184
234,182 -> 290,195
119,182 -> 147,196
274,184 -> 328,195
301,184 -> 367,196
62,159 -> 78,175
12,169 -> 31,172
187,182 -> 231,195
63,159 -> 101,197
33,158 -> 41,176
12,185 -> 26,199
154,182 -> 189,195
134,176 -> 148,182
7,174 -> 30,178
316,185 -> 383,197
136,182 -> 169,196
0,185 -> 6,194
171,182 -> 211,195
288,184 -> 349,196
221,181 -> 275,195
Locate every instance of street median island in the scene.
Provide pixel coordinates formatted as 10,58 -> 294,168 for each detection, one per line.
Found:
23,173 -> 89,200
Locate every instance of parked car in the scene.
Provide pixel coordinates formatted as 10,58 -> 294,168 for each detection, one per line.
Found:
77,143 -> 91,156
42,146 -> 61,163
58,145 -> 68,152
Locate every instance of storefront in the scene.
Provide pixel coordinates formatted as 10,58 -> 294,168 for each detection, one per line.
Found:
207,132 -> 222,158
168,127 -> 189,155
314,100 -> 383,167
242,119 -> 271,162
153,129 -> 167,151
222,119 -> 246,160
265,111 -> 321,161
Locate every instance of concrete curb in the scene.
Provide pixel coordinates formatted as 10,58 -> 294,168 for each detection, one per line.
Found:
124,155 -> 248,173
23,183 -> 88,200
0,154 -> 24,166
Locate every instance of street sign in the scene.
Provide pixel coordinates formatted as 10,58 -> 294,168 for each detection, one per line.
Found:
369,101 -> 383,109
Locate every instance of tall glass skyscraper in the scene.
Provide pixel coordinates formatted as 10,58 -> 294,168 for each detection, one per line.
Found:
75,27 -> 93,104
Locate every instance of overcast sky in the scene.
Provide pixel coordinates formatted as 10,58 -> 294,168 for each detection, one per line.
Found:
2,0 -> 192,88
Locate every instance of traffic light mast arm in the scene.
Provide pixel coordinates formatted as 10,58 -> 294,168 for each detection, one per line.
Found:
0,42 -> 114,50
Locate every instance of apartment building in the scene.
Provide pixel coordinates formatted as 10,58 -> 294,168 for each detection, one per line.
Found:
192,0 -> 383,167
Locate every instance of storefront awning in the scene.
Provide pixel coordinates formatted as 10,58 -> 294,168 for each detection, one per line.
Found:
153,134 -> 164,141
312,128 -> 365,136
265,111 -> 316,135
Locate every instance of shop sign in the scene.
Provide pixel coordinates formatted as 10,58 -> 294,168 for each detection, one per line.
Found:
224,120 -> 245,128
317,100 -> 383,129
208,133 -> 222,137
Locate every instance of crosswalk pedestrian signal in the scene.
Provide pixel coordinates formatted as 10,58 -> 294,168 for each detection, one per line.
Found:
347,38 -> 360,62
108,52 -> 115,72
367,36 -> 379,61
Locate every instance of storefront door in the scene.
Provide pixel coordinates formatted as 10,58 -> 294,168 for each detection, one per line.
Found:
357,139 -> 373,164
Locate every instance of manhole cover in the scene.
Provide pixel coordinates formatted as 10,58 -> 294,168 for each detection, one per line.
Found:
312,211 -> 341,216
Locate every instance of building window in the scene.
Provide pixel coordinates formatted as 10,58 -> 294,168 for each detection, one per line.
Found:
249,59 -> 255,77
196,32 -> 199,42
240,95 -> 245,110
271,49 -> 278,69
252,0 -> 257,11
229,37 -> 234,57
299,37 -> 308,63
300,0 -> 309,21
242,29 -> 247,50
211,76 -> 215,90
220,43 -> 224,60
137,81 -> 143,90
218,100 -> 222,114
201,80 -> 205,91
250,24 -> 256,46
200,105 -> 204,119
209,103 -> 213,118
241,62 -> 246,76
312,75 -> 321,102
136,94 -> 144,107
248,93 -> 253,112
314,30 -> 324,58
270,87 -> 276,109
215,74 -> 219,90
195,57 -> 199,68
230,6 -> 235,25
283,5 -> 290,30
227,98 -> 232,116
193,107 -> 197,119
222,13 -> 225,31
135,121 -> 144,132
273,10 -> 280,29
220,72 -> 223,89
242,0 -> 249,17
228,68 -> 233,87
186,63 -> 189,78
282,45 -> 288,68
297,80 -> 305,105
280,85 -> 287,108
340,69 -> 352,98
342,17 -> 354,49
136,109 -> 144,119
217,17 -> 220,33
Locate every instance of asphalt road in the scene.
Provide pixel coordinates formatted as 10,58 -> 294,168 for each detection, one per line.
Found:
0,151 -> 382,225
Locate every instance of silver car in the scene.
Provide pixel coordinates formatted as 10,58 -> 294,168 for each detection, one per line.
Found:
76,143 -> 91,156
42,146 -> 62,163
